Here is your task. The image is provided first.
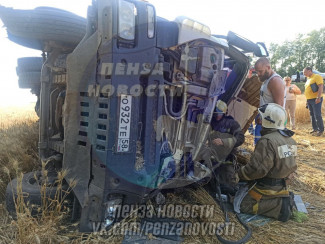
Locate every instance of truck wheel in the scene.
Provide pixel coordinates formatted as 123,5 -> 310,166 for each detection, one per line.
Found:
18,71 -> 41,89
1,6 -> 86,50
5,171 -> 71,217
16,57 -> 43,74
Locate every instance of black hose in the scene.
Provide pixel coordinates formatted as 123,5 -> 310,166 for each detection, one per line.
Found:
213,171 -> 252,243
216,212 -> 252,244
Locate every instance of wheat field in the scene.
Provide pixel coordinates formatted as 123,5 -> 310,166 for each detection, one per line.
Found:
0,104 -> 39,200
295,95 -> 325,127
0,96 -> 324,243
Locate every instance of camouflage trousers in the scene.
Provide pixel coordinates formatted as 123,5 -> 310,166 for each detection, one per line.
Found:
240,183 -> 294,222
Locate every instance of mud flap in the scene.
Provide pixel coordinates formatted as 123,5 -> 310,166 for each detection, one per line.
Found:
79,196 -> 103,232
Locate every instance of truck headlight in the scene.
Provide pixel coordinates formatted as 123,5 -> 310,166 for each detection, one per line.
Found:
147,5 -> 155,38
104,198 -> 122,228
118,0 -> 136,40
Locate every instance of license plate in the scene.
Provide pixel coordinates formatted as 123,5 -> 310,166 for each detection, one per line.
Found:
117,95 -> 132,152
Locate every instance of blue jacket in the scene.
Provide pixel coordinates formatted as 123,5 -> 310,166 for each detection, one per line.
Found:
210,115 -> 245,148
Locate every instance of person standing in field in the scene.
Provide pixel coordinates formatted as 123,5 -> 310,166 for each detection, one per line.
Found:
296,70 -> 300,82
303,67 -> 324,136
253,57 -> 286,143
284,76 -> 301,130
255,57 -> 286,107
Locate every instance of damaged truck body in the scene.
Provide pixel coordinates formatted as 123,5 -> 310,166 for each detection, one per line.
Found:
0,0 -> 267,234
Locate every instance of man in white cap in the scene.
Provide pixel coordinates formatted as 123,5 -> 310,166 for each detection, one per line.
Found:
207,100 -> 245,190
210,100 -> 245,150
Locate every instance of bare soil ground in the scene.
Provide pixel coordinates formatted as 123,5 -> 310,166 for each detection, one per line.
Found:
0,97 -> 325,243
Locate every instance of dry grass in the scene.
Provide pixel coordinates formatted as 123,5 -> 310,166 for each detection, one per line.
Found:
0,179 -> 82,243
4,170 -> 76,244
166,188 -> 251,244
295,94 -> 325,125
0,104 -> 39,201
0,97 -> 325,243
0,104 -> 38,129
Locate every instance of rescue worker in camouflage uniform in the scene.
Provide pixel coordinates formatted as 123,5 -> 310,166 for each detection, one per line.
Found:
210,100 -> 245,150
238,103 -> 297,221
199,100 -> 245,166
202,100 -> 245,192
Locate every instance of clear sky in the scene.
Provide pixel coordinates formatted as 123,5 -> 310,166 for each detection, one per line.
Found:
0,0 -> 324,106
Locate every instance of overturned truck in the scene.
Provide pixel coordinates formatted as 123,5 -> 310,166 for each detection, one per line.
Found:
0,0 -> 267,238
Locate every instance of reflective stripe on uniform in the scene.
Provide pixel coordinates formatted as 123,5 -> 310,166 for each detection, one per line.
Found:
252,203 -> 259,214
248,186 -> 289,214
248,190 -> 263,214
248,189 -> 263,201
253,186 -> 289,197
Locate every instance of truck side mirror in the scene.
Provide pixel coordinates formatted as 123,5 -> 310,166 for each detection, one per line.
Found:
226,31 -> 269,57
255,42 -> 268,57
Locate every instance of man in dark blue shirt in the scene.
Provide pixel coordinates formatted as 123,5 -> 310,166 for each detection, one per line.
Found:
200,100 -> 245,194
210,100 -> 245,150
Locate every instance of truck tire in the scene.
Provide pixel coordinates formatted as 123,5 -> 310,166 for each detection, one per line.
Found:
0,6 -> 86,50
18,71 -> 41,89
5,171 -> 71,217
16,57 -> 43,74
